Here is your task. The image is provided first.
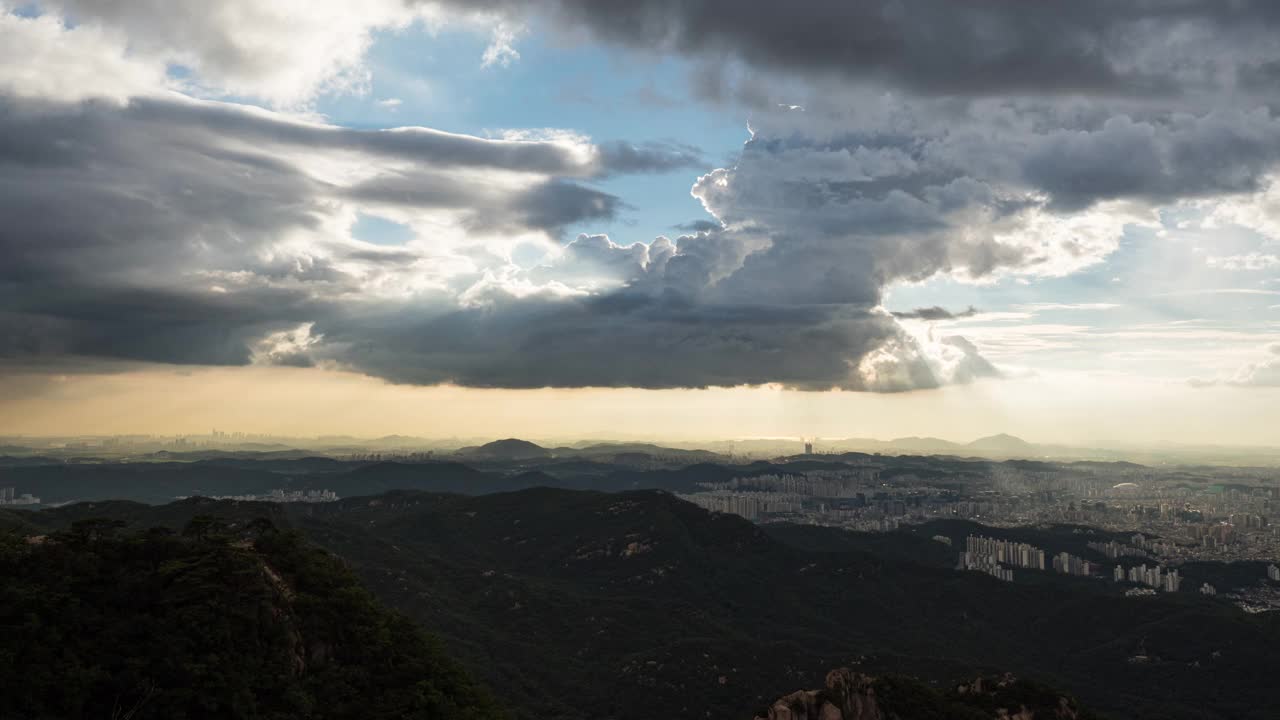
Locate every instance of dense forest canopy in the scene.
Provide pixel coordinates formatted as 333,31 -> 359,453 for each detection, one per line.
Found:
0,517 -> 503,720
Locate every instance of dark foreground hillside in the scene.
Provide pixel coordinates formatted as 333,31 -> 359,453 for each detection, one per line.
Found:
291,489 -> 1280,720
0,518 -> 503,720
9,489 -> 1280,720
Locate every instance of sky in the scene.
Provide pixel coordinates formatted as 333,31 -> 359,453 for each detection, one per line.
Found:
1,1 -> 1279,444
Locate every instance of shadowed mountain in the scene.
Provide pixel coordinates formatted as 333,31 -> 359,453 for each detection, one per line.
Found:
0,462 -> 287,505
558,443 -> 726,463
887,436 -> 964,453
302,461 -> 500,496
967,434 -> 1039,455
454,438 -> 551,461
15,489 -> 1278,720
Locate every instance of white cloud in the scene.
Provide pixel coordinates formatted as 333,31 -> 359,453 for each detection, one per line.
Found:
481,22 -> 522,68
1190,343 -> 1280,388
0,11 -> 167,103
252,322 -> 323,367
1228,343 -> 1280,387
1015,303 -> 1122,312
1154,288 -> 1280,297
15,1 -> 510,106
1201,175 -> 1280,242
5,0 -> 1279,394
856,330 -> 1000,392
1206,253 -> 1280,271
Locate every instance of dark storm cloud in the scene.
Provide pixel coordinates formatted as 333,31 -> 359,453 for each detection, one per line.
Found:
19,1 -> 1280,392
448,0 -> 1280,97
0,101 -> 325,290
127,98 -> 652,176
0,285 -> 321,366
596,140 -> 703,174
891,306 -> 979,321
672,219 -> 722,233
311,293 -> 904,390
502,181 -> 622,231
0,93 -> 699,375
10,96 -> 699,181
346,174 -> 623,232
1022,111 -> 1280,211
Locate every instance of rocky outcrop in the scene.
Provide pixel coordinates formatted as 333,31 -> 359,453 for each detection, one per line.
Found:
755,669 -> 1087,720
755,670 -> 884,720
954,673 -> 1081,720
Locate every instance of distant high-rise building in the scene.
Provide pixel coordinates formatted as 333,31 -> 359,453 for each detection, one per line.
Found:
804,439 -> 813,455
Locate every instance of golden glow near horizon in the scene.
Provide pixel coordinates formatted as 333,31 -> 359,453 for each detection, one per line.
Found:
2,364 -> 1277,447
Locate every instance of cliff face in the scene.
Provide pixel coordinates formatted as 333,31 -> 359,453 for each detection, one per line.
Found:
758,670 -> 886,720
756,669 -> 1087,720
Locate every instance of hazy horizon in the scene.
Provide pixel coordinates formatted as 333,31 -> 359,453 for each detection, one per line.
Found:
4,370 -> 1280,453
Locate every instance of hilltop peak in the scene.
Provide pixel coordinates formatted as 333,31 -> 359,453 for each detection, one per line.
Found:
967,434 -> 1036,452
457,438 -> 550,460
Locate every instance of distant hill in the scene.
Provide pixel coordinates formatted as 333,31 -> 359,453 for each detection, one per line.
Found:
887,436 -> 963,452
311,461 -> 498,496
967,433 -> 1039,454
455,438 -> 551,460
560,442 -> 724,462
0,462 -> 287,505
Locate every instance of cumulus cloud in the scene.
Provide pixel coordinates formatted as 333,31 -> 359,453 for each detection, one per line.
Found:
9,1 -> 1280,393
0,92 -> 701,376
684,102 -> 1163,308
8,1 -> 535,106
856,331 -> 1000,393
252,323 -> 323,368
451,0 -> 1280,98
1188,344 -> 1280,388
0,89 -> 990,391
1201,175 -> 1280,241
0,10 -> 167,102
481,21 -> 523,68
21,0 -> 413,105
1227,343 -> 1280,387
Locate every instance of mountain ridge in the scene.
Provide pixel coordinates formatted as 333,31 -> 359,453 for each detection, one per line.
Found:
12,488 -> 1278,720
